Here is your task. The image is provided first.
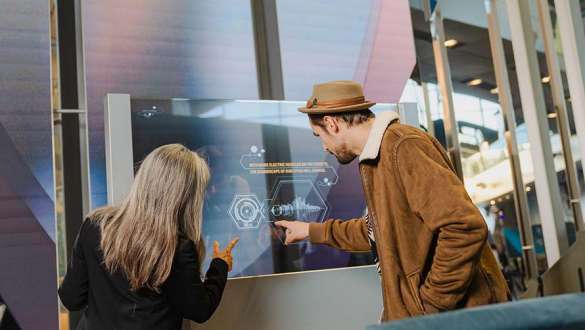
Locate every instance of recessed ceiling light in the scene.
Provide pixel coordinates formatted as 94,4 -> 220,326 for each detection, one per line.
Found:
490,87 -> 498,94
525,186 -> 532,192
542,76 -> 551,83
444,39 -> 459,48
547,112 -> 558,119
467,79 -> 483,86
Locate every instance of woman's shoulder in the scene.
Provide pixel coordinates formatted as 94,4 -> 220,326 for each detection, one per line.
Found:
86,206 -> 116,223
176,237 -> 197,257
74,218 -> 101,249
82,217 -> 100,233
83,206 -> 118,231
78,207 -> 114,244
172,237 -> 201,269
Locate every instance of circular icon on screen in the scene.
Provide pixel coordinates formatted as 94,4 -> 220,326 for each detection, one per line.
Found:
229,194 -> 263,230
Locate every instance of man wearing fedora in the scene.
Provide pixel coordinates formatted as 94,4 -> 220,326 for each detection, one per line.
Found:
276,80 -> 508,321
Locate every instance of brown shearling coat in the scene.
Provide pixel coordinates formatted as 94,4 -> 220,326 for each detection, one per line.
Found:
309,121 -> 508,322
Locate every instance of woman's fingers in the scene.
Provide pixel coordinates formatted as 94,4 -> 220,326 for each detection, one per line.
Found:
225,237 -> 240,252
213,240 -> 220,255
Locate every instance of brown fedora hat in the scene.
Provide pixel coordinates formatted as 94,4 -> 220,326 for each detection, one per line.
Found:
298,80 -> 376,114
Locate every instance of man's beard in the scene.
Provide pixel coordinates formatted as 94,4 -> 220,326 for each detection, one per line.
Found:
333,151 -> 356,164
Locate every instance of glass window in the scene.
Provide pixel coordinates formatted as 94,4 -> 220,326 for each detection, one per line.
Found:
408,0 -> 564,294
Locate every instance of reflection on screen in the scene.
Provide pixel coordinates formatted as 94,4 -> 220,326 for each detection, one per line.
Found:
130,99 -> 391,277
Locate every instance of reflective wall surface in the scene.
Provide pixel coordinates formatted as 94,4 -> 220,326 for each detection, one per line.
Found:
82,0 -> 260,208
0,0 -> 58,329
276,0 -> 415,102
82,0 -> 416,209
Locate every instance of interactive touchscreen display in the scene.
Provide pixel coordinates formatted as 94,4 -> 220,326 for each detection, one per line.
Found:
130,99 -> 390,278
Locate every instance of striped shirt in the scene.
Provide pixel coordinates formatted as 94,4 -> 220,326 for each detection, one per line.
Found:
365,213 -> 381,275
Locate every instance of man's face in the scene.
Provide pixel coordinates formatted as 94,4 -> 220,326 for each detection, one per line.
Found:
310,120 -> 356,165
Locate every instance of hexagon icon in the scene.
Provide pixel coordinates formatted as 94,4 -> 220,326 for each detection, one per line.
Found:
269,179 -> 328,222
268,179 -> 328,245
228,194 -> 264,230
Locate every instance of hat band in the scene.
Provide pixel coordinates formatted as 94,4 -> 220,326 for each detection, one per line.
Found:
307,96 -> 367,109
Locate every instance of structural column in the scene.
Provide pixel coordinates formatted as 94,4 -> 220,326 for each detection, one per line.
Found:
430,6 -> 464,181
485,0 -> 538,280
554,0 -> 585,231
251,0 -> 284,100
506,0 -> 568,265
536,0 -> 584,233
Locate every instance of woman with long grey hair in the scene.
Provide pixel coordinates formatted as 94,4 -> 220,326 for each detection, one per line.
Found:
59,144 -> 239,329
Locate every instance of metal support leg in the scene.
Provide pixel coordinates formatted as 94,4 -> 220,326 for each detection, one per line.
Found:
485,0 -> 538,280
430,7 -> 464,181
554,0 -> 585,232
536,0 -> 584,233
422,82 -> 435,137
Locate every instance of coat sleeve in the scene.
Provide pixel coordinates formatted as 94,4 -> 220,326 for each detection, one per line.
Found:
308,217 -> 371,252
164,241 -> 228,323
395,137 -> 488,311
58,220 -> 90,311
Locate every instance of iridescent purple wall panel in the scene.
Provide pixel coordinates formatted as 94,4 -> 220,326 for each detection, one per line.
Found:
82,1 -> 259,207
0,0 -> 57,329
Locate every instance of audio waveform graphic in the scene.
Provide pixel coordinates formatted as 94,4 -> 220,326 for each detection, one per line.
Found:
270,196 -> 325,219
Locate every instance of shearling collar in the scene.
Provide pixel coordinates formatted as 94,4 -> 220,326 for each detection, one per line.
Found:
359,111 -> 400,162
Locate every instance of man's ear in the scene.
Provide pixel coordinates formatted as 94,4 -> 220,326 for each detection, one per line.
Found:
322,116 -> 339,134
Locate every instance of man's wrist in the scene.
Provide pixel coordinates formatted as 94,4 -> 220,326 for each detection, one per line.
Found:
422,300 -> 440,314
420,289 -> 441,314
308,222 -> 326,243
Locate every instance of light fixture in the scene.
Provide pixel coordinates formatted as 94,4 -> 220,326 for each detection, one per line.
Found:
525,186 -> 532,192
467,78 -> 483,86
476,182 -> 487,189
444,39 -> 459,48
547,113 -> 558,119
542,76 -> 551,83
490,200 -> 496,206
490,87 -> 498,94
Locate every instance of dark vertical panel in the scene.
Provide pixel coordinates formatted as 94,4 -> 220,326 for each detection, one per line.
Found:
56,0 -> 83,266
56,0 -> 84,328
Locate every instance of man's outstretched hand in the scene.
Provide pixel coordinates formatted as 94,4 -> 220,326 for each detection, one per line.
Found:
274,220 -> 310,245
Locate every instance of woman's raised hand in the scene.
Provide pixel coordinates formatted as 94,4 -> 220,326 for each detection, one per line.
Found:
213,238 -> 239,272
